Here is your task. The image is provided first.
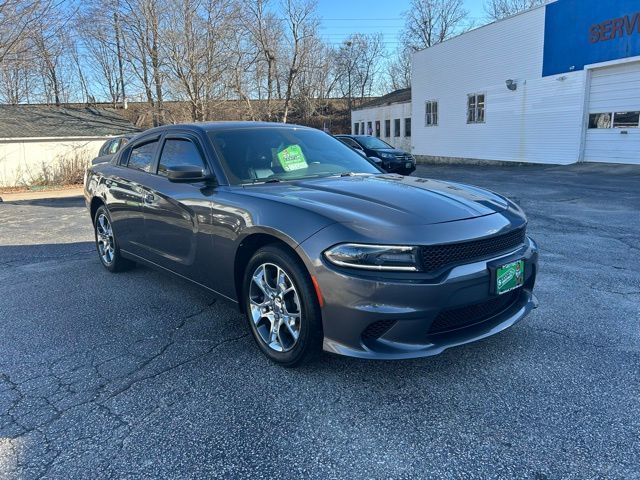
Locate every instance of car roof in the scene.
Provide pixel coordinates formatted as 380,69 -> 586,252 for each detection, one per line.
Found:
141,121 -> 316,136
335,135 -> 372,139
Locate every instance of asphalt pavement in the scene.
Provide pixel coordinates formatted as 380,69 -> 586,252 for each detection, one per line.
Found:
0,163 -> 639,479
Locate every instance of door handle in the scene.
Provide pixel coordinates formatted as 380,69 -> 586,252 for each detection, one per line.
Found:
143,193 -> 155,204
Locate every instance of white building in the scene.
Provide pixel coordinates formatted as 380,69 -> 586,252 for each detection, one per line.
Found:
350,89 -> 412,152
0,106 -> 139,186
411,0 -> 640,165
347,0 -> 640,165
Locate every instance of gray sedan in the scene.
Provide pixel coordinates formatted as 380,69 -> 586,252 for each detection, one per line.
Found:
84,122 -> 538,366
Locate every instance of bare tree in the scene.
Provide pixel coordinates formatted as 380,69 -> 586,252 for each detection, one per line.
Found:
334,33 -> 385,110
244,0 -> 283,120
121,0 -> 166,125
290,36 -> 334,122
163,0 -> 238,121
385,45 -> 412,91
485,0 -> 547,21
77,5 -> 118,105
0,43 -> 35,103
0,0 -> 51,63
402,0 -> 470,51
280,0 -> 318,123
31,3 -> 78,106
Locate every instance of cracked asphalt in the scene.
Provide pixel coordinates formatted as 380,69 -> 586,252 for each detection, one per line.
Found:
1,163 -> 639,479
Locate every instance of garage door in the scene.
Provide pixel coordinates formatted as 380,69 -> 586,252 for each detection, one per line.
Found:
584,61 -> 640,164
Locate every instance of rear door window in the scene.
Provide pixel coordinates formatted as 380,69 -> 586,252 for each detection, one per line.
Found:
127,140 -> 158,172
157,138 -> 206,176
107,139 -> 119,154
340,137 -> 360,148
100,139 -> 115,156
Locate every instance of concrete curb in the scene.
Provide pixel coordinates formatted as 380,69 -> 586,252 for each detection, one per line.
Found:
414,155 -> 543,167
0,187 -> 84,202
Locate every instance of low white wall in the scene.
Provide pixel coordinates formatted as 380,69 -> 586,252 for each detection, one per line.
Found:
0,137 -> 109,186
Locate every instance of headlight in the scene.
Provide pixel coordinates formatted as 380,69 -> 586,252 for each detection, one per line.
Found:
380,152 -> 395,159
323,244 -> 419,271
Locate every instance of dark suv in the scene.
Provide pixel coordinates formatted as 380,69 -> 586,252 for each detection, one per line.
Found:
335,135 -> 416,175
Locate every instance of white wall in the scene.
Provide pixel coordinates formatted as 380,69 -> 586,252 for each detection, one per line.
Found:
351,102 -> 412,151
0,137 -> 109,186
411,6 -> 586,165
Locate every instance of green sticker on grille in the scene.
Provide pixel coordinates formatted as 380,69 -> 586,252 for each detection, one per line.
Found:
496,259 -> 524,295
277,144 -> 307,172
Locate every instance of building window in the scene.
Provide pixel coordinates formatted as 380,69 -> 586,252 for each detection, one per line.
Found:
405,118 -> 411,137
366,121 -> 372,135
613,111 -> 640,128
589,112 -> 640,129
467,94 -> 485,123
394,119 -> 401,137
588,113 -> 612,129
375,121 -> 381,137
425,100 -> 438,126
354,123 -> 359,135
361,122 -> 365,134
384,120 -> 391,137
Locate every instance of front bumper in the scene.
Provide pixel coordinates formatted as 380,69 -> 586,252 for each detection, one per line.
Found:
304,236 -> 538,360
380,157 -> 416,174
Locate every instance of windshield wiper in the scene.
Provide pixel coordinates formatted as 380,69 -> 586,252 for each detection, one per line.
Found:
249,178 -> 281,184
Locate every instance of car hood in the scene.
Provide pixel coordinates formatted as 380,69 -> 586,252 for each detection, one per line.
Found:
374,148 -> 407,155
240,174 -> 510,226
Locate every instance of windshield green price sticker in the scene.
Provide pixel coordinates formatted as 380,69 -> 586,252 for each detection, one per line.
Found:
277,145 -> 308,172
496,259 -> 524,295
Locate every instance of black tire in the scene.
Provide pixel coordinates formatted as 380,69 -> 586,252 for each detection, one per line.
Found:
93,205 -> 135,273
243,244 -> 323,367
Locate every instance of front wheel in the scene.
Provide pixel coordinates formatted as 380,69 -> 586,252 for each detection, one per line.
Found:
94,205 -> 135,272
243,245 -> 323,367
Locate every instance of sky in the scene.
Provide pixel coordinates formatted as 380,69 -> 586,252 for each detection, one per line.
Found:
315,0 -> 488,51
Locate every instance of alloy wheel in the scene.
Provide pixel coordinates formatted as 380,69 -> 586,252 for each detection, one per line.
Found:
96,213 -> 115,265
249,263 -> 302,352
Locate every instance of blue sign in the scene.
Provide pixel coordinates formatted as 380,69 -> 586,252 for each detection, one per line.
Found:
543,0 -> 640,76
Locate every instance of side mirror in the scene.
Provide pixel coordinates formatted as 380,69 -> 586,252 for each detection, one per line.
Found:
166,165 -> 216,184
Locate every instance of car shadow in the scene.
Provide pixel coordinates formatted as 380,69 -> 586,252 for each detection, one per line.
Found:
0,240 -> 523,387
1,195 -> 85,208
0,241 -> 95,265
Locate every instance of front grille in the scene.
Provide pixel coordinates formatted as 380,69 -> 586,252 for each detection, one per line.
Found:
428,289 -> 521,335
362,320 -> 397,340
419,227 -> 526,273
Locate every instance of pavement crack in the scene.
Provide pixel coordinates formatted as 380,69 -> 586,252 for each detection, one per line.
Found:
101,332 -> 249,404
528,326 -> 612,351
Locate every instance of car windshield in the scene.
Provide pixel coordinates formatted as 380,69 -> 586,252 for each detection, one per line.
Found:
356,136 -> 393,149
208,127 -> 381,184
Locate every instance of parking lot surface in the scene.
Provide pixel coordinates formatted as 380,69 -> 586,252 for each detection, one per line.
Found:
1,164 -> 639,479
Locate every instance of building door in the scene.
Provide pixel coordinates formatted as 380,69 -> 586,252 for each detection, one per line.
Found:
584,61 -> 640,165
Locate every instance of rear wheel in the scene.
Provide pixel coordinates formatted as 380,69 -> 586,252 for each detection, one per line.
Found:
94,205 -> 135,272
243,245 -> 322,367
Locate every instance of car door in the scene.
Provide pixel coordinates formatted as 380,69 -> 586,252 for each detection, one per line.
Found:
105,136 -> 161,257
140,133 -> 215,285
